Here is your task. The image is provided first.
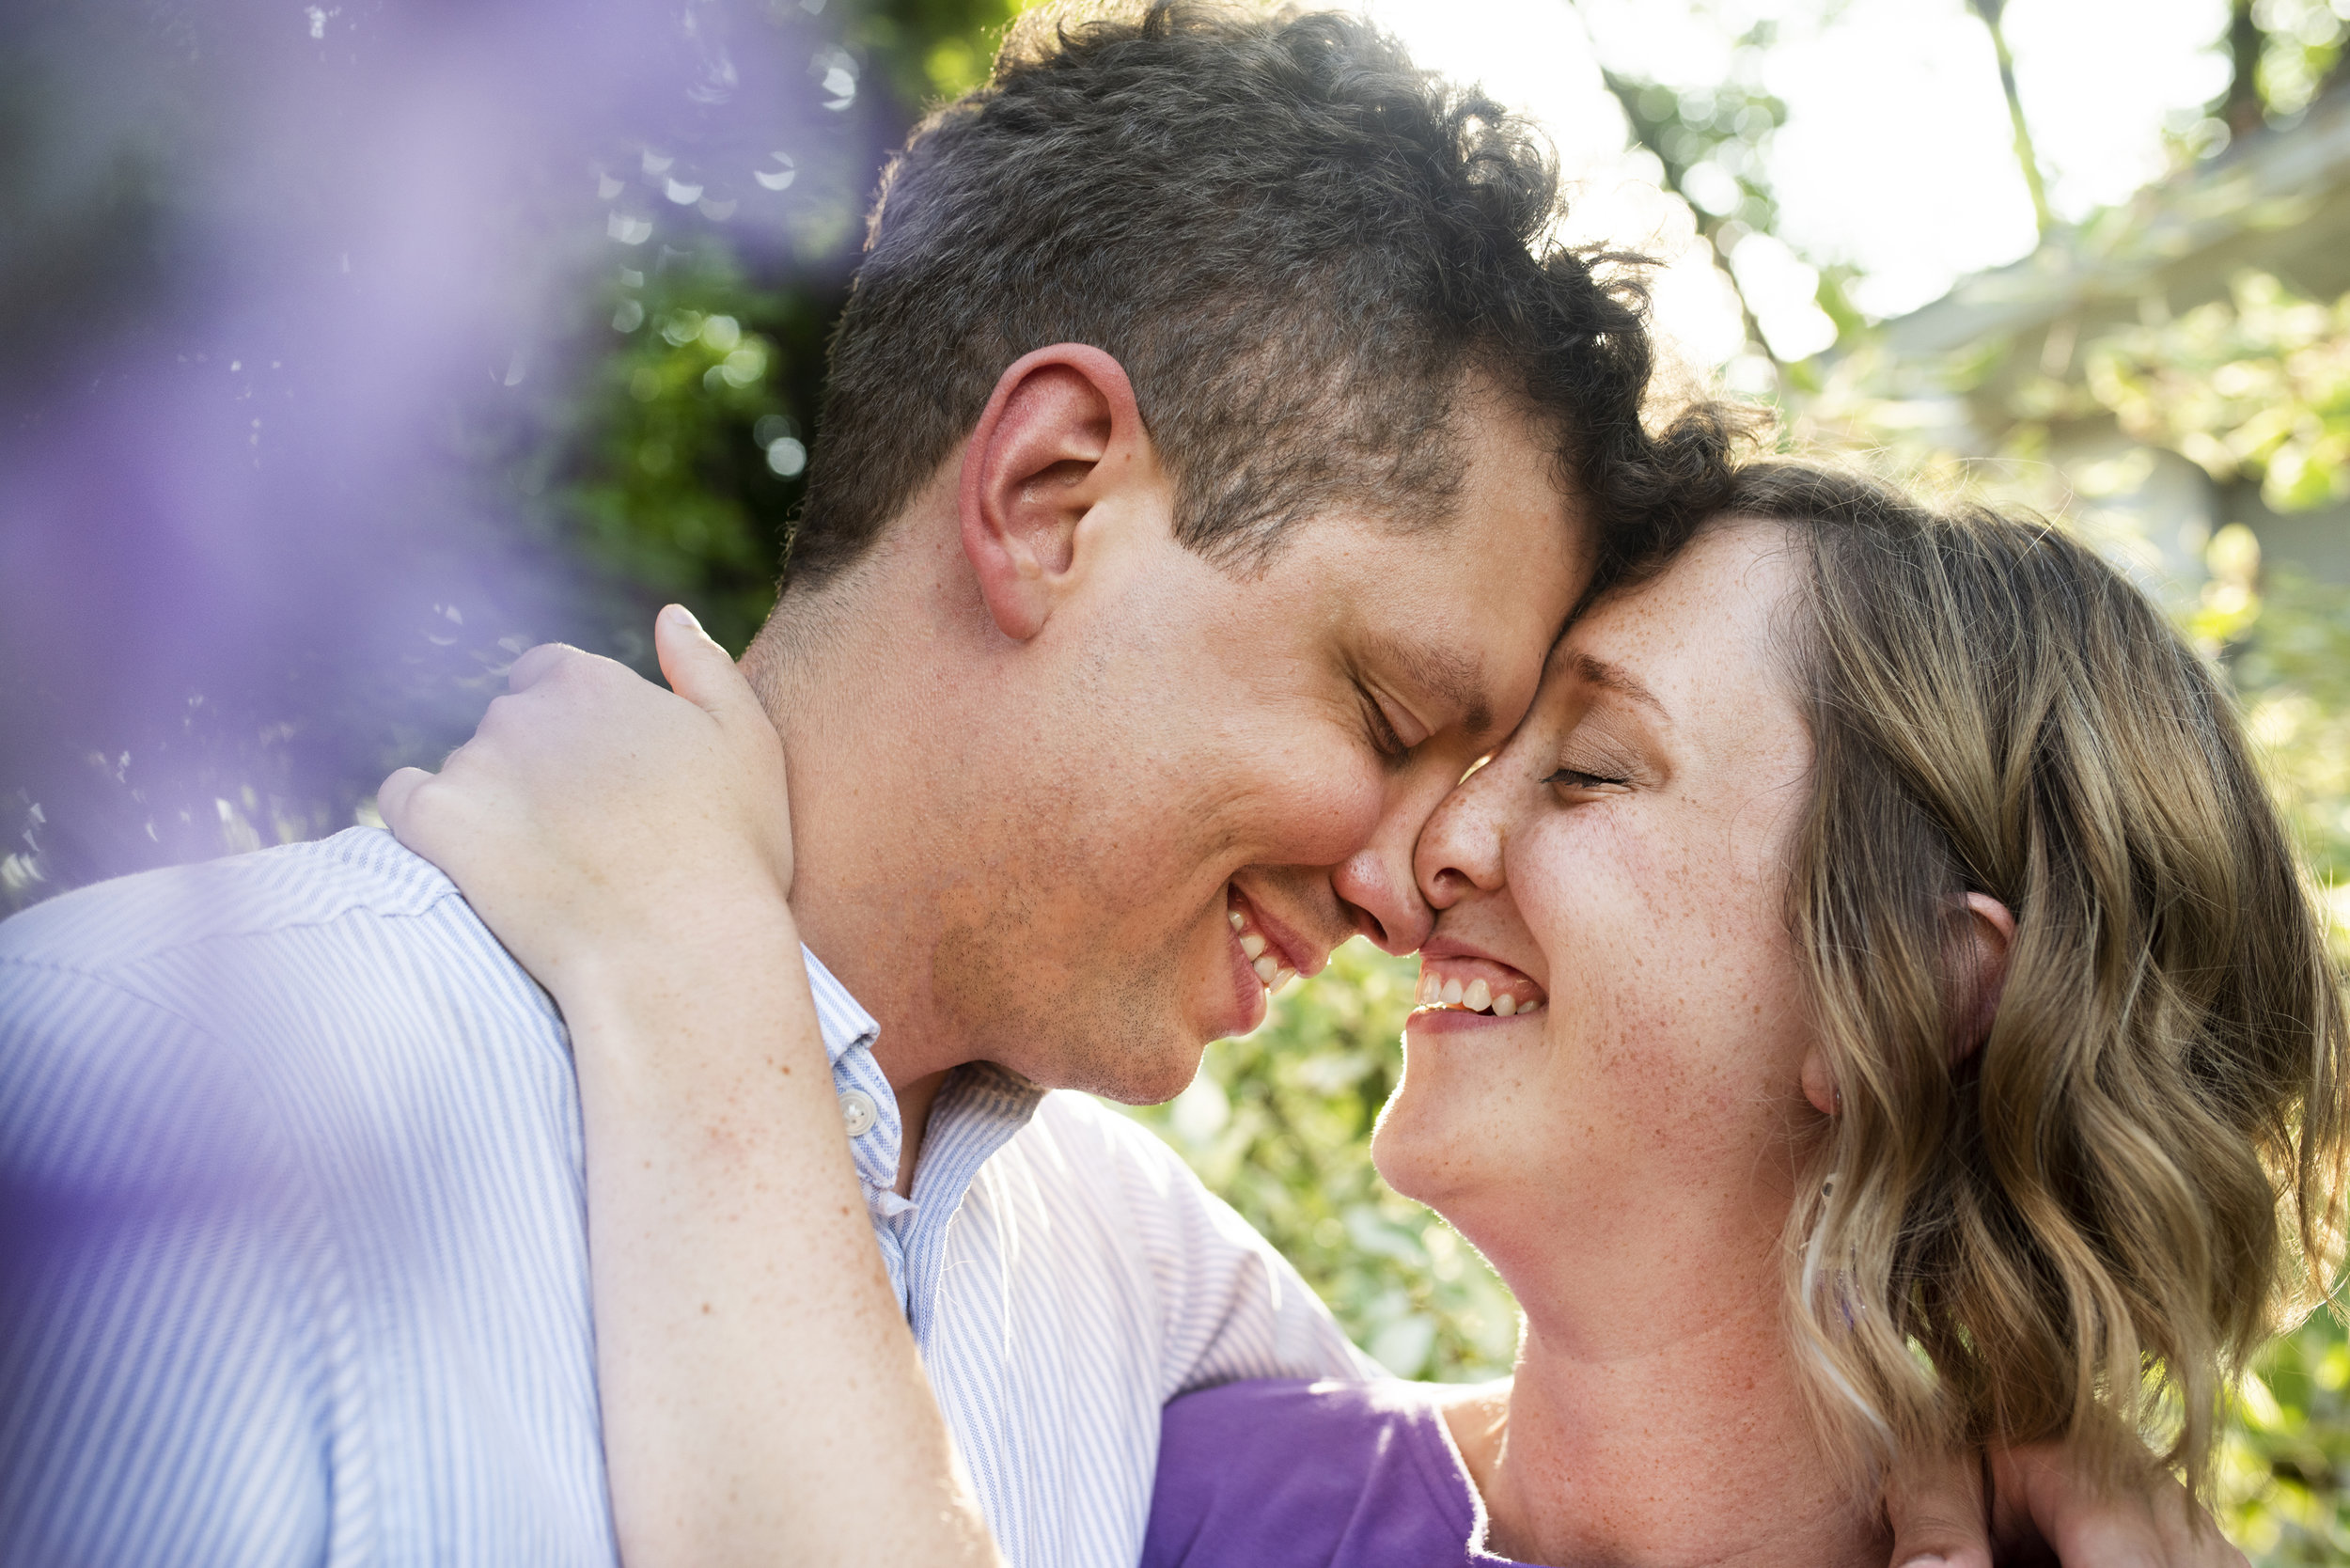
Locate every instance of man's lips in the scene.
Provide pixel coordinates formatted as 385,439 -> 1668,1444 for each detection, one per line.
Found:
1226,885 -> 1319,988
1412,948 -> 1545,1017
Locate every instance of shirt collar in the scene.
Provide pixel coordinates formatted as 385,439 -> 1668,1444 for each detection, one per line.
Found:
797,942 -> 1046,1239
800,944 -> 880,1068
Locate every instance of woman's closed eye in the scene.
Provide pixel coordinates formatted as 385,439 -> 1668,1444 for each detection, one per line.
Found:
1544,765 -> 1632,793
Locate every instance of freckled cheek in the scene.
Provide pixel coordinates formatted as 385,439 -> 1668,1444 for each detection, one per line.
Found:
1503,816 -> 1661,987
1503,821 -> 1745,1113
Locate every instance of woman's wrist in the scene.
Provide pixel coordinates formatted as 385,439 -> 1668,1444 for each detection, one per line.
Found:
554,886 -> 808,1058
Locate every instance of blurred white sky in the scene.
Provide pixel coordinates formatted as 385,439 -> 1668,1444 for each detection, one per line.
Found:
1361,0 -> 2234,368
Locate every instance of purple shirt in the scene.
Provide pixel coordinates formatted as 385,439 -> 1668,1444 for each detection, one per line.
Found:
1141,1378 -> 1537,1567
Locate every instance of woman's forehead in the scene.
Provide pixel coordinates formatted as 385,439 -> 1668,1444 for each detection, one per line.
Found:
1548,523 -> 1805,702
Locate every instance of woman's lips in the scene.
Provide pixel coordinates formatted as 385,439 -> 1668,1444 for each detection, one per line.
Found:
1411,954 -> 1545,1018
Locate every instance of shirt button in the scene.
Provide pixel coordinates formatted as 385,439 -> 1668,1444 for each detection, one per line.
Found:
838,1089 -> 878,1138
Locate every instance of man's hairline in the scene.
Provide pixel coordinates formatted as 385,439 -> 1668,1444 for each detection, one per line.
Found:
762,360 -> 1581,637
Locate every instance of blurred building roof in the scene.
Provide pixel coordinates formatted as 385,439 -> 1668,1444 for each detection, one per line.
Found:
1884,87 -> 2350,587
1888,86 -> 2350,366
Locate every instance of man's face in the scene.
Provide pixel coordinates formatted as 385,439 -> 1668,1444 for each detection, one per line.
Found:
931,388 -> 1589,1103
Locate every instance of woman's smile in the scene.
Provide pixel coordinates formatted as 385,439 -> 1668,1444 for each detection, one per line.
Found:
1409,949 -> 1546,1019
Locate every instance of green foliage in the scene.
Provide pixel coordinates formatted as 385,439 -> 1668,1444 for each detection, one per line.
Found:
2203,549 -> 2350,900
534,242 -> 826,655
2086,274 -> 2350,514
501,0 -> 1037,663
1124,941 -> 1521,1383
2248,0 -> 2350,121
2222,1314 -> 2350,1563
850,0 -> 1026,109
1602,61 -> 1787,237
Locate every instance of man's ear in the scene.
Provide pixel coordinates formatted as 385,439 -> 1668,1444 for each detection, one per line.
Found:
958,343 -> 1156,642
1948,891 -> 2016,1066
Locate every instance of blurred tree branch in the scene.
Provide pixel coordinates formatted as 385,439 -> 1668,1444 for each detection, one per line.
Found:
2225,0 -> 2269,138
1965,0 -> 2053,240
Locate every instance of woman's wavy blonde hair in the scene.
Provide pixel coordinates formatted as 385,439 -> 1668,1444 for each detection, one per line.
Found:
1703,462 -> 2350,1499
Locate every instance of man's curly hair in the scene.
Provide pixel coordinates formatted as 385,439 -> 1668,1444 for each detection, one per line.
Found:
782,1 -> 1739,594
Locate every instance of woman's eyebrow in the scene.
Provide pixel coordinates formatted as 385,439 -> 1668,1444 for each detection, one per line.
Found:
1570,651 -> 1669,724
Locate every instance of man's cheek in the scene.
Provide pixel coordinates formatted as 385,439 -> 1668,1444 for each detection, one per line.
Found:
1261,755 -> 1389,868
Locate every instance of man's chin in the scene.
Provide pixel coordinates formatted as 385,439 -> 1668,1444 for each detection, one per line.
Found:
959,964 -> 1214,1105
1071,1045 -> 1209,1107
1007,1025 -> 1209,1106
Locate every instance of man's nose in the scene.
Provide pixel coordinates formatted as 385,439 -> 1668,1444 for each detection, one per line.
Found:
1330,774 -> 1448,955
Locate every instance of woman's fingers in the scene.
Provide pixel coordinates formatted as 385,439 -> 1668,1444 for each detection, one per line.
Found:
1989,1444 -> 2248,1568
653,604 -> 761,726
507,640 -> 587,693
1883,1449 -> 1994,1568
375,766 -> 434,841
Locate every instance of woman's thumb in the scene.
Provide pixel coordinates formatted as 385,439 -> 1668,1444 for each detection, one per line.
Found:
653,604 -> 757,719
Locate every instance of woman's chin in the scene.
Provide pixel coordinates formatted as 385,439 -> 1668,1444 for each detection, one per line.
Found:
1369,1082 -> 1484,1212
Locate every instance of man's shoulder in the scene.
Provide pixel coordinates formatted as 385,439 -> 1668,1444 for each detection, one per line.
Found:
0,829 -> 560,1180
993,1090 -> 1270,1251
1015,1089 -> 1198,1184
0,827 -> 462,980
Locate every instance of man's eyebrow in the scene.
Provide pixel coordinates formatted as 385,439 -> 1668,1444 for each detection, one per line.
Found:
1569,651 -> 1668,722
1371,637 -> 1494,738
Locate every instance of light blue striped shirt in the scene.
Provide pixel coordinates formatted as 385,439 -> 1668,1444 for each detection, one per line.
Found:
0,828 -> 1367,1568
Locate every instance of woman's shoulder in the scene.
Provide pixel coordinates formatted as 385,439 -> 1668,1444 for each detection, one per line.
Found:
1145,1378 -> 1506,1568
1162,1374 -> 1443,1450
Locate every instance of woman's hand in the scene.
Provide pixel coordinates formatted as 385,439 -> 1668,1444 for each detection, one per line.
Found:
1986,1444 -> 2248,1568
383,609 -> 1002,1568
1884,1443 -> 2249,1568
378,604 -> 794,1009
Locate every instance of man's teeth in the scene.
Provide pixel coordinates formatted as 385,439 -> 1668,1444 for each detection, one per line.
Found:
1229,899 -> 1297,994
1414,969 -> 1542,1016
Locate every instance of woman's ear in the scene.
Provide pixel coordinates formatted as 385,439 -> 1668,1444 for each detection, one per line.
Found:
1949,891 -> 2016,1065
957,343 -> 1158,642
1800,1047 -> 1839,1119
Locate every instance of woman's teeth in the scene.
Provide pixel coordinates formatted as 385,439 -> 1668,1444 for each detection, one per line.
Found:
1230,906 -> 1296,992
1413,969 -> 1543,1017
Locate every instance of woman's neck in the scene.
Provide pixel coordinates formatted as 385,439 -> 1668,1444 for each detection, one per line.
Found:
1442,1239 -> 1885,1567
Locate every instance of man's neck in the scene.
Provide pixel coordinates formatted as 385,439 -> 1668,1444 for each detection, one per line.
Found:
886,1069 -> 950,1198
745,572 -> 994,1188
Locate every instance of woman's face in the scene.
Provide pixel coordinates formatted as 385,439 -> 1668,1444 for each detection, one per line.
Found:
1374,521 -> 1823,1289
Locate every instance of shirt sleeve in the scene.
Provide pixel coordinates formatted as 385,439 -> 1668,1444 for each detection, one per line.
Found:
1067,1097 -> 1381,1399
0,959 -> 337,1568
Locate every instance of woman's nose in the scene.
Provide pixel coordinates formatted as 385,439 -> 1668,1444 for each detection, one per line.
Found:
1414,760 -> 1510,911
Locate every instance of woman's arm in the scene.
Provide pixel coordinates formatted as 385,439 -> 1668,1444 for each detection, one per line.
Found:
381,606 -> 1000,1568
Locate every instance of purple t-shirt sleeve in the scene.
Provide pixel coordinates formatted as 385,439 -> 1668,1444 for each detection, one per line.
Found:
1142,1378 -> 1532,1568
